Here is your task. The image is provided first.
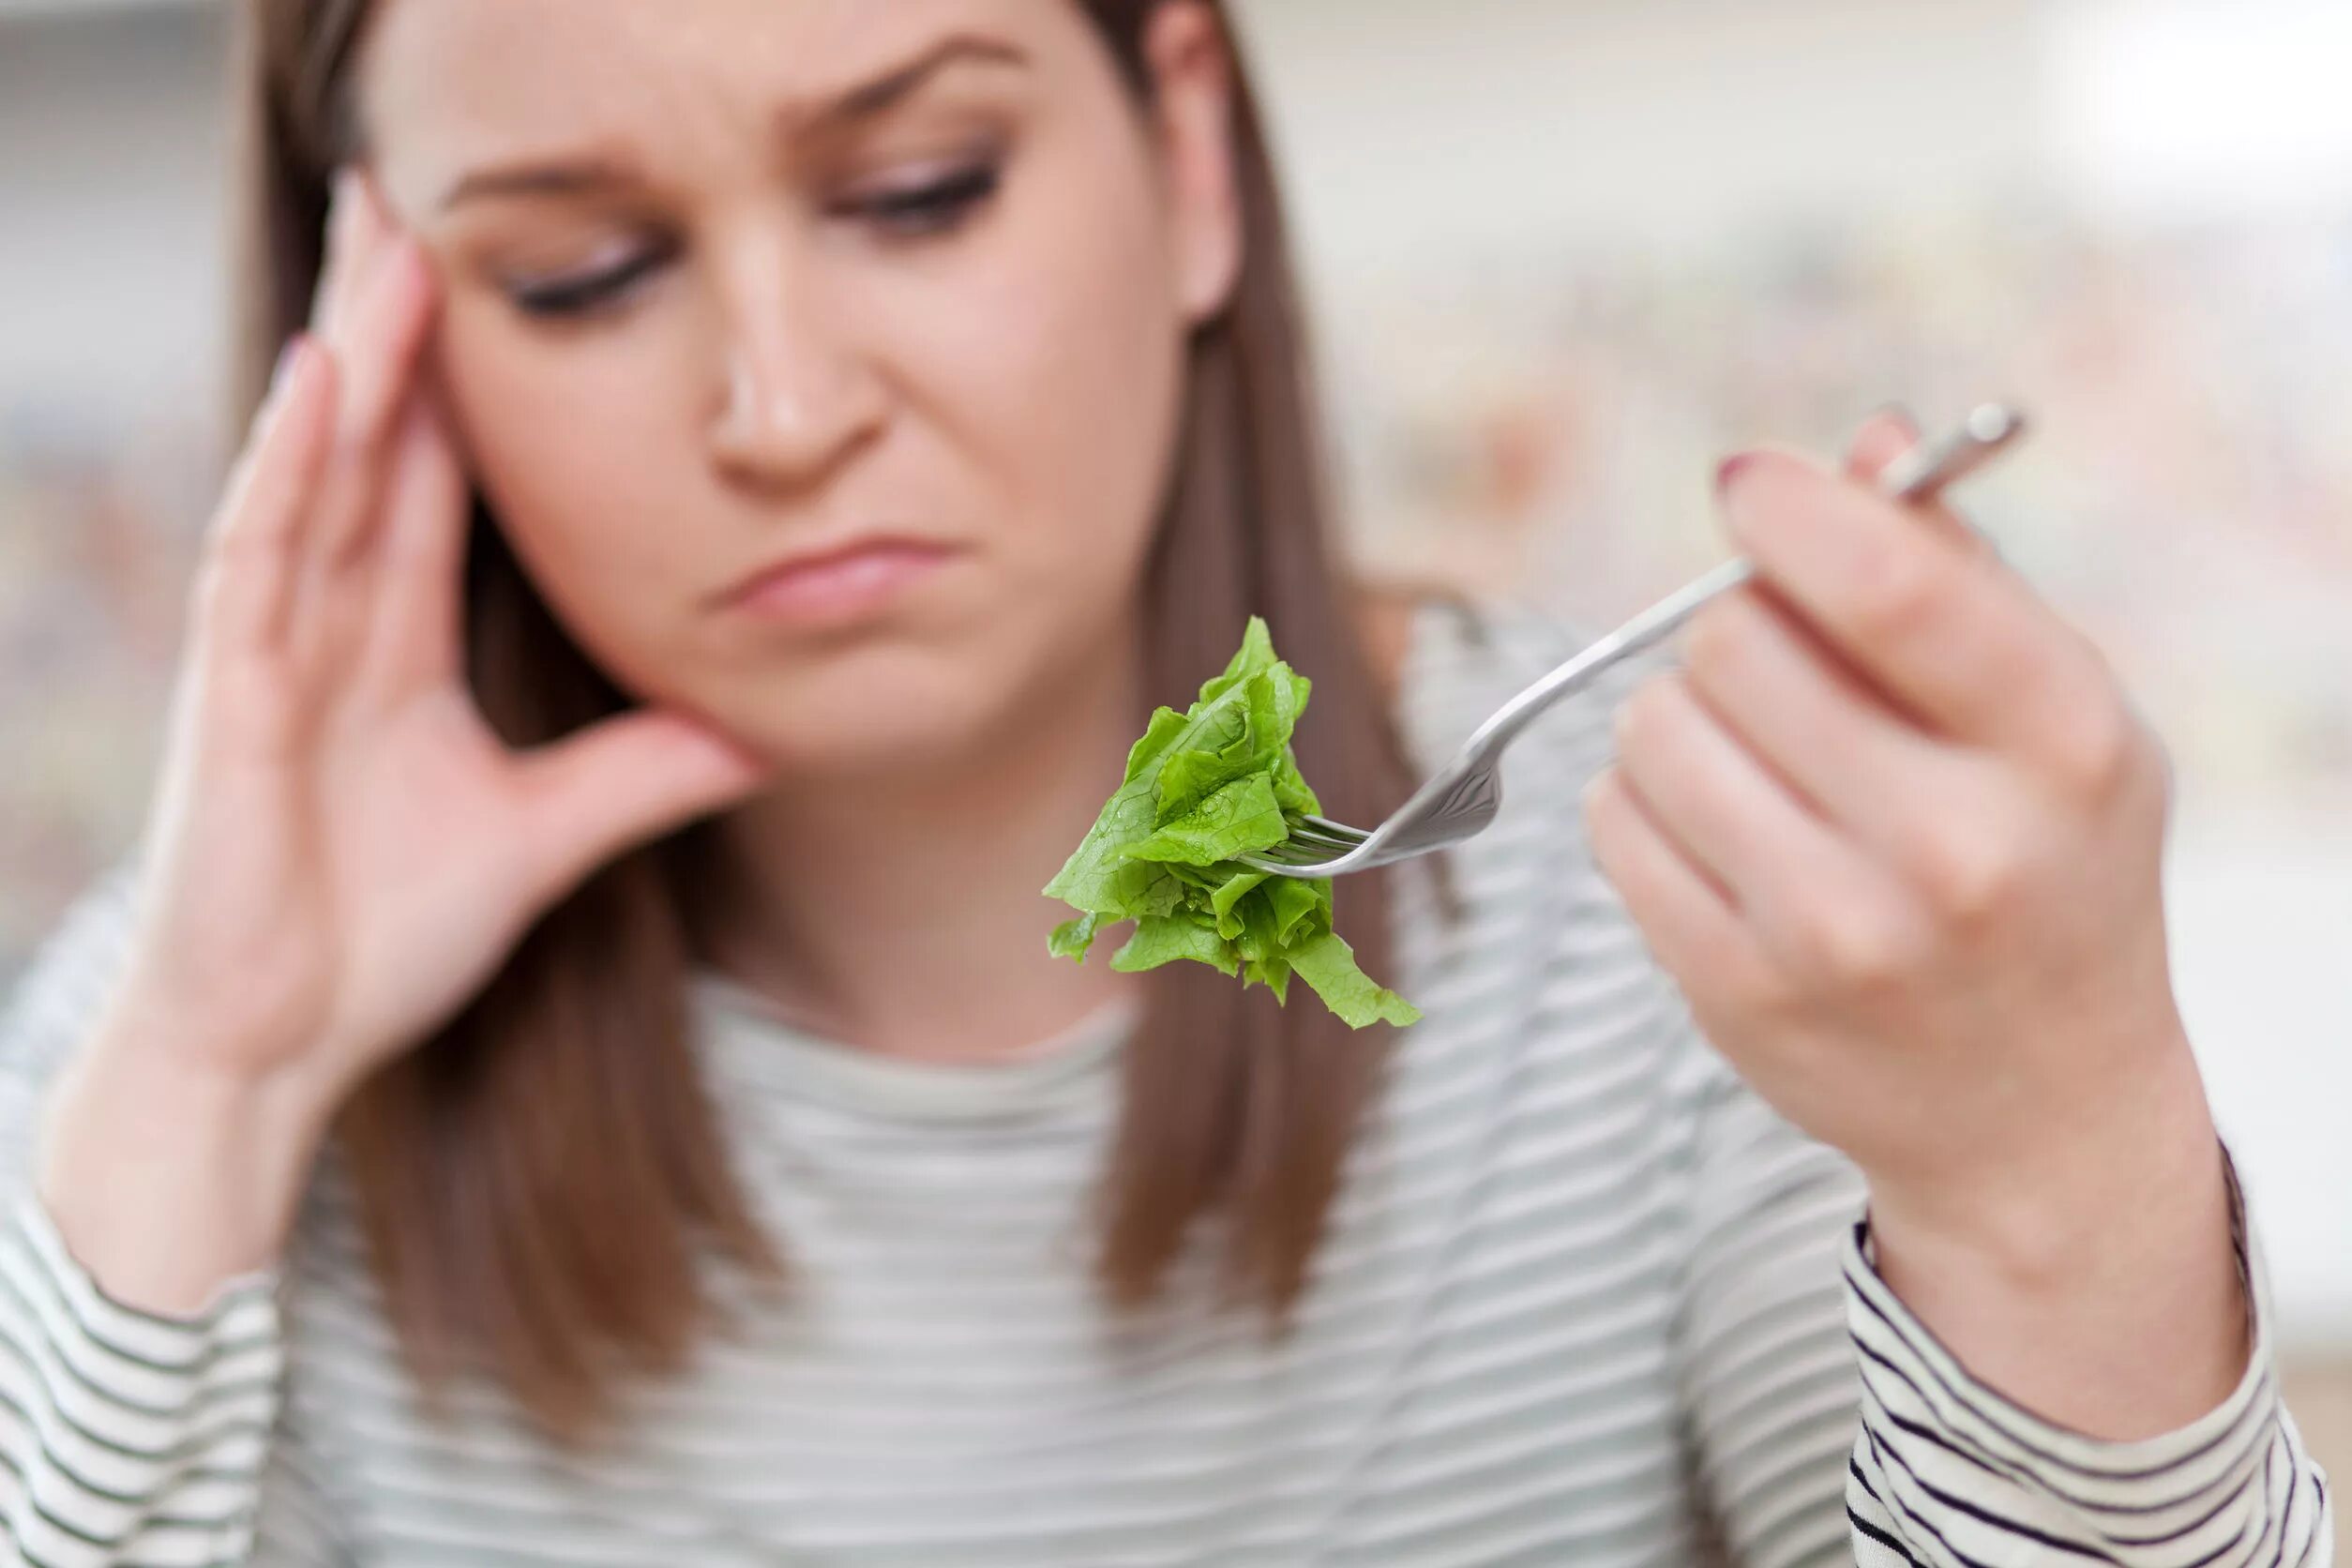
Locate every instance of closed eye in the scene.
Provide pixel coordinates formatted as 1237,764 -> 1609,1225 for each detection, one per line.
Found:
497,158 -> 1001,320
505,244 -> 674,320
842,161 -> 1002,238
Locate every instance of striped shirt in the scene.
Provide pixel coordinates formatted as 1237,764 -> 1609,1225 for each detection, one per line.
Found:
0,600 -> 2330,1566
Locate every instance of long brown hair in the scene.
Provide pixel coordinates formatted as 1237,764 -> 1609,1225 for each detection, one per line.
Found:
234,0 -> 1414,1440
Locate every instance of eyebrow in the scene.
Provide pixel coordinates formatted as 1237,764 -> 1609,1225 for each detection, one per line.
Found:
438,35 -> 1031,213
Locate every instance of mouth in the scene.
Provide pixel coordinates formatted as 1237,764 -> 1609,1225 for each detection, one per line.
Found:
716,536 -> 965,630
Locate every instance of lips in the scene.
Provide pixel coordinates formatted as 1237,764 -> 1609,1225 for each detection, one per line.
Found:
716,536 -> 962,628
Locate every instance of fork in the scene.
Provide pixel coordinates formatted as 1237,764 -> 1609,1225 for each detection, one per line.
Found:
1240,403 -> 2031,879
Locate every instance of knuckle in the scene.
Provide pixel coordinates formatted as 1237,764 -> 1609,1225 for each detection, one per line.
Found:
1615,678 -> 1677,757
1913,822 -> 2023,926
1682,600 -> 1744,689
2047,697 -> 2145,802
1648,671 -> 1698,723
1849,552 -> 1943,646
1789,902 -> 1921,994
1582,770 -> 1628,849
1725,949 -> 1802,1018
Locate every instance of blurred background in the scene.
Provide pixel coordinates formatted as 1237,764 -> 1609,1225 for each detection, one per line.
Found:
1,0 -> 2344,1523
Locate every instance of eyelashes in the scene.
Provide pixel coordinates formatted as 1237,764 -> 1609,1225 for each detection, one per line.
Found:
848,160 -> 1002,237
506,243 -> 677,319
503,159 -> 1004,323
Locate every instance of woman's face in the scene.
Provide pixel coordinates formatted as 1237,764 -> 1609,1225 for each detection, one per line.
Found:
360,0 -> 1241,772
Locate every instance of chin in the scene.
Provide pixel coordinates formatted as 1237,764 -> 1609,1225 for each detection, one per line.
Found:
704,644 -> 1010,777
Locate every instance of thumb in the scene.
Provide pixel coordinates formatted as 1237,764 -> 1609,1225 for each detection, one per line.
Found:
1847,405 -> 1984,556
518,709 -> 774,896
1846,404 -> 1922,484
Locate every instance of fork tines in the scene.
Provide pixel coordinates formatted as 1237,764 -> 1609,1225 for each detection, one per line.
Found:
1286,816 -> 1368,847
1246,816 -> 1367,867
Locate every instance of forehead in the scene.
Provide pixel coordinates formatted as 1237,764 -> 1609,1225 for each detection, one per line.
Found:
358,0 -> 1076,171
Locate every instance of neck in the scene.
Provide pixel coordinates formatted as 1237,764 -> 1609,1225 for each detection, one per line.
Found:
703,639 -> 1152,1064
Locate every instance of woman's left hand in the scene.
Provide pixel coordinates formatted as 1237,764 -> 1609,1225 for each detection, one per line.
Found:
1584,411 -> 2245,1435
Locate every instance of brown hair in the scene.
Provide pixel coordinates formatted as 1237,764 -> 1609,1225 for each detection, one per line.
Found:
234,0 -> 1414,1440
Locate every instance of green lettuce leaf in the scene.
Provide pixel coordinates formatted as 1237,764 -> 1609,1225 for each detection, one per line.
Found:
1044,617 -> 1420,1030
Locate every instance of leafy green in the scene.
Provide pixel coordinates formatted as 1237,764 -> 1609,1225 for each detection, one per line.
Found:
1044,617 -> 1421,1030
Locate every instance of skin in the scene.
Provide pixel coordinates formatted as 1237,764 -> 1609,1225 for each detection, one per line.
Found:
38,0 -> 2241,1451
1586,424 -> 2245,1439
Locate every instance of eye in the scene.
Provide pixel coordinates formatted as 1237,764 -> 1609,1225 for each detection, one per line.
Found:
842,160 -> 1002,239
505,243 -> 674,320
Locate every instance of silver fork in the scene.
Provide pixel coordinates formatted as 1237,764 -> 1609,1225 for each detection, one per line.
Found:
1240,403 -> 2030,879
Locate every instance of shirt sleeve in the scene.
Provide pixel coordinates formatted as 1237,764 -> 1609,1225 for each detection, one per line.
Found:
0,868 -> 354,1567
1844,1153 -> 2335,1568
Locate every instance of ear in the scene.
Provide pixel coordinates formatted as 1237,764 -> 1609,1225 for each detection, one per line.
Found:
1140,2 -> 1245,327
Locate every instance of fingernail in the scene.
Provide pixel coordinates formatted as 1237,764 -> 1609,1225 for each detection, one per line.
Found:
353,167 -> 395,234
1715,452 -> 1762,496
1866,400 -> 1920,435
267,335 -> 307,397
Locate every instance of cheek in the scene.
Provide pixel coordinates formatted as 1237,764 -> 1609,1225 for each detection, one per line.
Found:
878,149 -> 1189,605
435,301 -> 708,693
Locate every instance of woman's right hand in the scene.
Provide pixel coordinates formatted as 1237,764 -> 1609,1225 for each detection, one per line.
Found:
37,171 -> 775,1307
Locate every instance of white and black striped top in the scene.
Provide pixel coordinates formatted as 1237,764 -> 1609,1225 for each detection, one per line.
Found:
0,601 -> 2330,1566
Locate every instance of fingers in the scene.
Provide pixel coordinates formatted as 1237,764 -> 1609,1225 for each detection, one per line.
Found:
1609,672 -> 1912,977
516,712 -> 775,903
283,168 -> 442,676
175,170 -> 394,719
1582,766 -> 1777,1003
307,171 -> 439,575
1716,445 -> 2106,758
1847,407 -> 1922,483
194,338 -> 340,662
1846,407 -> 1983,555
354,385 -> 471,701
1607,668 -> 1945,999
1681,585 -> 1964,872
327,247 -> 436,523
312,168 -> 383,337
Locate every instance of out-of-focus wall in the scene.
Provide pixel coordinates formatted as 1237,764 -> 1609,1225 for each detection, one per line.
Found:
0,5 -> 231,428
1245,0 -> 2052,278
0,3 -> 230,963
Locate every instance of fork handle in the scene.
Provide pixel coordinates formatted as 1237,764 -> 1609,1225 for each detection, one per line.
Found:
1459,403 -> 2029,760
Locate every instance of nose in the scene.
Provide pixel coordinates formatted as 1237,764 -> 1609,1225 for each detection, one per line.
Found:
705,247 -> 887,490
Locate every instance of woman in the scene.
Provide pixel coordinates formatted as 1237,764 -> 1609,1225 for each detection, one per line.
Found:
0,0 -> 2329,1562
